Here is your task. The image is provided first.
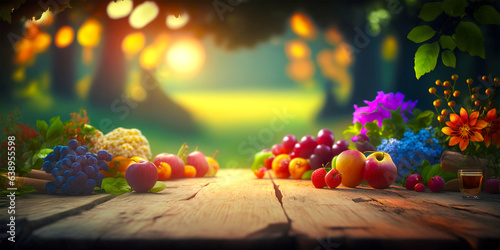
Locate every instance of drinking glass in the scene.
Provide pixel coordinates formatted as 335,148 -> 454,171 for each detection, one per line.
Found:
458,169 -> 483,199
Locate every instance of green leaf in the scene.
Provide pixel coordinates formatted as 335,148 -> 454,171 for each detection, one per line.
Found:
148,181 -> 167,193
418,2 -> 443,21
442,0 -> 468,17
442,50 -> 456,68
424,164 -> 443,185
439,171 -> 457,183
414,42 -> 440,79
364,122 -> 381,132
301,170 -> 314,180
101,177 -> 131,195
407,25 -> 436,43
36,120 -> 48,139
31,148 -> 54,165
390,111 -> 404,126
31,158 -> 44,171
474,5 -> 500,25
46,116 -> 63,141
454,21 -> 485,59
439,35 -> 456,50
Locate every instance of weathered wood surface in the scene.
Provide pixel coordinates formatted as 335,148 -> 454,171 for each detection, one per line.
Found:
1,169 -> 499,250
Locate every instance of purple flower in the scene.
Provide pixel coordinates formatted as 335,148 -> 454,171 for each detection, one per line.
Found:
353,91 -> 417,134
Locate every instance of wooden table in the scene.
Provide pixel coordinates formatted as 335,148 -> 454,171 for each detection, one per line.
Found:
1,169 -> 500,249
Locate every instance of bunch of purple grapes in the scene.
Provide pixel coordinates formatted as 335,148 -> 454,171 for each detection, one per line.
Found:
42,139 -> 112,195
273,129 -> 350,170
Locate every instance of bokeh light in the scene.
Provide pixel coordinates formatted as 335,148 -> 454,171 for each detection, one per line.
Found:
55,26 -> 75,48
15,39 -> 34,64
33,32 -> 51,53
317,48 -> 353,104
139,33 -> 170,69
129,1 -> 159,29
122,32 -> 145,57
333,44 -> 353,67
166,37 -> 206,77
166,13 -> 189,29
77,19 -> 102,47
285,40 -> 311,60
325,27 -> 343,45
107,0 -> 133,19
382,35 -> 398,61
286,59 -> 315,83
290,13 -> 316,40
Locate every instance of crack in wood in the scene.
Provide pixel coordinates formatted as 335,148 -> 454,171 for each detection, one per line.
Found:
352,197 -> 376,203
429,201 -> 500,219
179,182 -> 211,201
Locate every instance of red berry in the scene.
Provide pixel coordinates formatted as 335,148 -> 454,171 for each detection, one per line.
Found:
254,167 -> 266,179
325,168 -> 342,189
272,144 -> 284,156
282,135 -> 297,154
264,156 -> 275,170
414,183 -> 425,192
405,174 -> 422,190
311,168 -> 327,188
428,175 -> 445,192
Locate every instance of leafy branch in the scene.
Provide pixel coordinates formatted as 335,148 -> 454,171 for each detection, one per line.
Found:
409,0 -> 500,79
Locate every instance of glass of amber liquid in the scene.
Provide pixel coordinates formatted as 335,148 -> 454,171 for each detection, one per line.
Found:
458,169 -> 483,199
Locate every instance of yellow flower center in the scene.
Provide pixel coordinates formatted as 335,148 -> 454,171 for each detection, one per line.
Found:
459,125 -> 470,137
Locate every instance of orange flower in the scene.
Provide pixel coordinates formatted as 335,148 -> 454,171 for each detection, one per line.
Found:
441,108 -> 487,151
482,108 -> 500,148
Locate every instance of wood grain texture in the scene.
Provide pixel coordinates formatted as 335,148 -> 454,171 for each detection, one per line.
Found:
2,169 -> 498,250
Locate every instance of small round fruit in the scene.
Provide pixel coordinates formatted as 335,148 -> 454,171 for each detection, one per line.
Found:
485,88 -> 493,95
272,144 -> 285,156
444,90 -> 451,96
433,100 -> 442,107
435,80 -> 442,86
282,135 -> 298,154
317,129 -> 335,147
451,74 -> 458,81
157,162 -> 172,180
437,115 -> 445,122
272,154 -> 291,179
475,100 -> 481,106
405,174 -> 423,190
126,161 -> 158,192
428,87 -> 436,94
428,175 -> 445,192
332,140 -> 349,156
466,78 -> 473,85
311,168 -> 327,188
264,156 -> 275,170
254,167 -> 266,179
325,168 -> 342,189
443,81 -> 451,87
484,178 -> 500,194
414,183 -> 426,192
452,90 -> 460,97
184,165 -> 197,178
448,101 -> 455,107
482,76 -> 489,82
289,157 -> 311,179
335,150 -> 366,188
441,109 -> 448,116
494,77 -> 500,83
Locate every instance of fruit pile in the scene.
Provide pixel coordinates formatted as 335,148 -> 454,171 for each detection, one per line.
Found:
42,139 -> 110,195
405,174 -> 445,193
251,129 -> 350,179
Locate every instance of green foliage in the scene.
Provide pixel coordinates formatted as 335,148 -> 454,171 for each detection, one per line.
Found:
148,181 -> 167,193
454,21 -> 485,58
410,0 -> 499,78
416,159 -> 457,185
101,177 -> 132,195
301,170 -> 314,180
343,109 -> 435,148
418,2 -> 443,21
441,50 -> 456,68
407,25 -> 436,43
414,42 -> 440,79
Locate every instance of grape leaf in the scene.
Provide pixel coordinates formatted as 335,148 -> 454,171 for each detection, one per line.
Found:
473,5 -> 500,25
407,25 -> 436,43
442,0 -> 468,17
46,116 -> 63,141
418,2 -> 443,21
439,35 -> 456,50
454,21 -> 485,59
442,50 -> 456,68
36,120 -> 48,140
414,42 -> 440,79
440,171 -> 457,183
101,177 -> 131,195
301,170 -> 314,180
148,181 -> 167,193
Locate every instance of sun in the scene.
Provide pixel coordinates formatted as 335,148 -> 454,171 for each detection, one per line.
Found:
166,38 -> 205,77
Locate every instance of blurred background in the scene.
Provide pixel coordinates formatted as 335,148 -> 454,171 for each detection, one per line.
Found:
1,0 -> 499,168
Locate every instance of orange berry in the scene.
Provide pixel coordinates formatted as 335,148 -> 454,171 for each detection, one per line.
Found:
429,87 -> 437,94
485,88 -> 493,95
444,90 -> 451,96
435,80 -> 442,86
475,100 -> 481,106
448,101 -> 455,107
184,165 -> 197,178
451,74 -> 458,81
443,81 -> 451,87
437,115 -> 445,122
433,100 -> 442,107
453,90 -> 460,97
466,78 -> 473,85
441,109 -> 448,116
472,93 -> 479,99
482,76 -> 489,82
494,77 -> 499,83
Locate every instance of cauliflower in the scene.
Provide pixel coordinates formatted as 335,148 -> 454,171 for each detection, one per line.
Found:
91,127 -> 152,159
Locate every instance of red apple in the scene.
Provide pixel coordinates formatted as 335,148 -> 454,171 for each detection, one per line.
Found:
153,153 -> 185,179
186,151 -> 209,177
264,156 -> 275,169
126,161 -> 158,192
363,152 -> 397,189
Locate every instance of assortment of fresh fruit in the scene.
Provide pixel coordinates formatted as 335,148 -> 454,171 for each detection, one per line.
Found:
43,139 -> 109,195
404,173 -> 445,193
